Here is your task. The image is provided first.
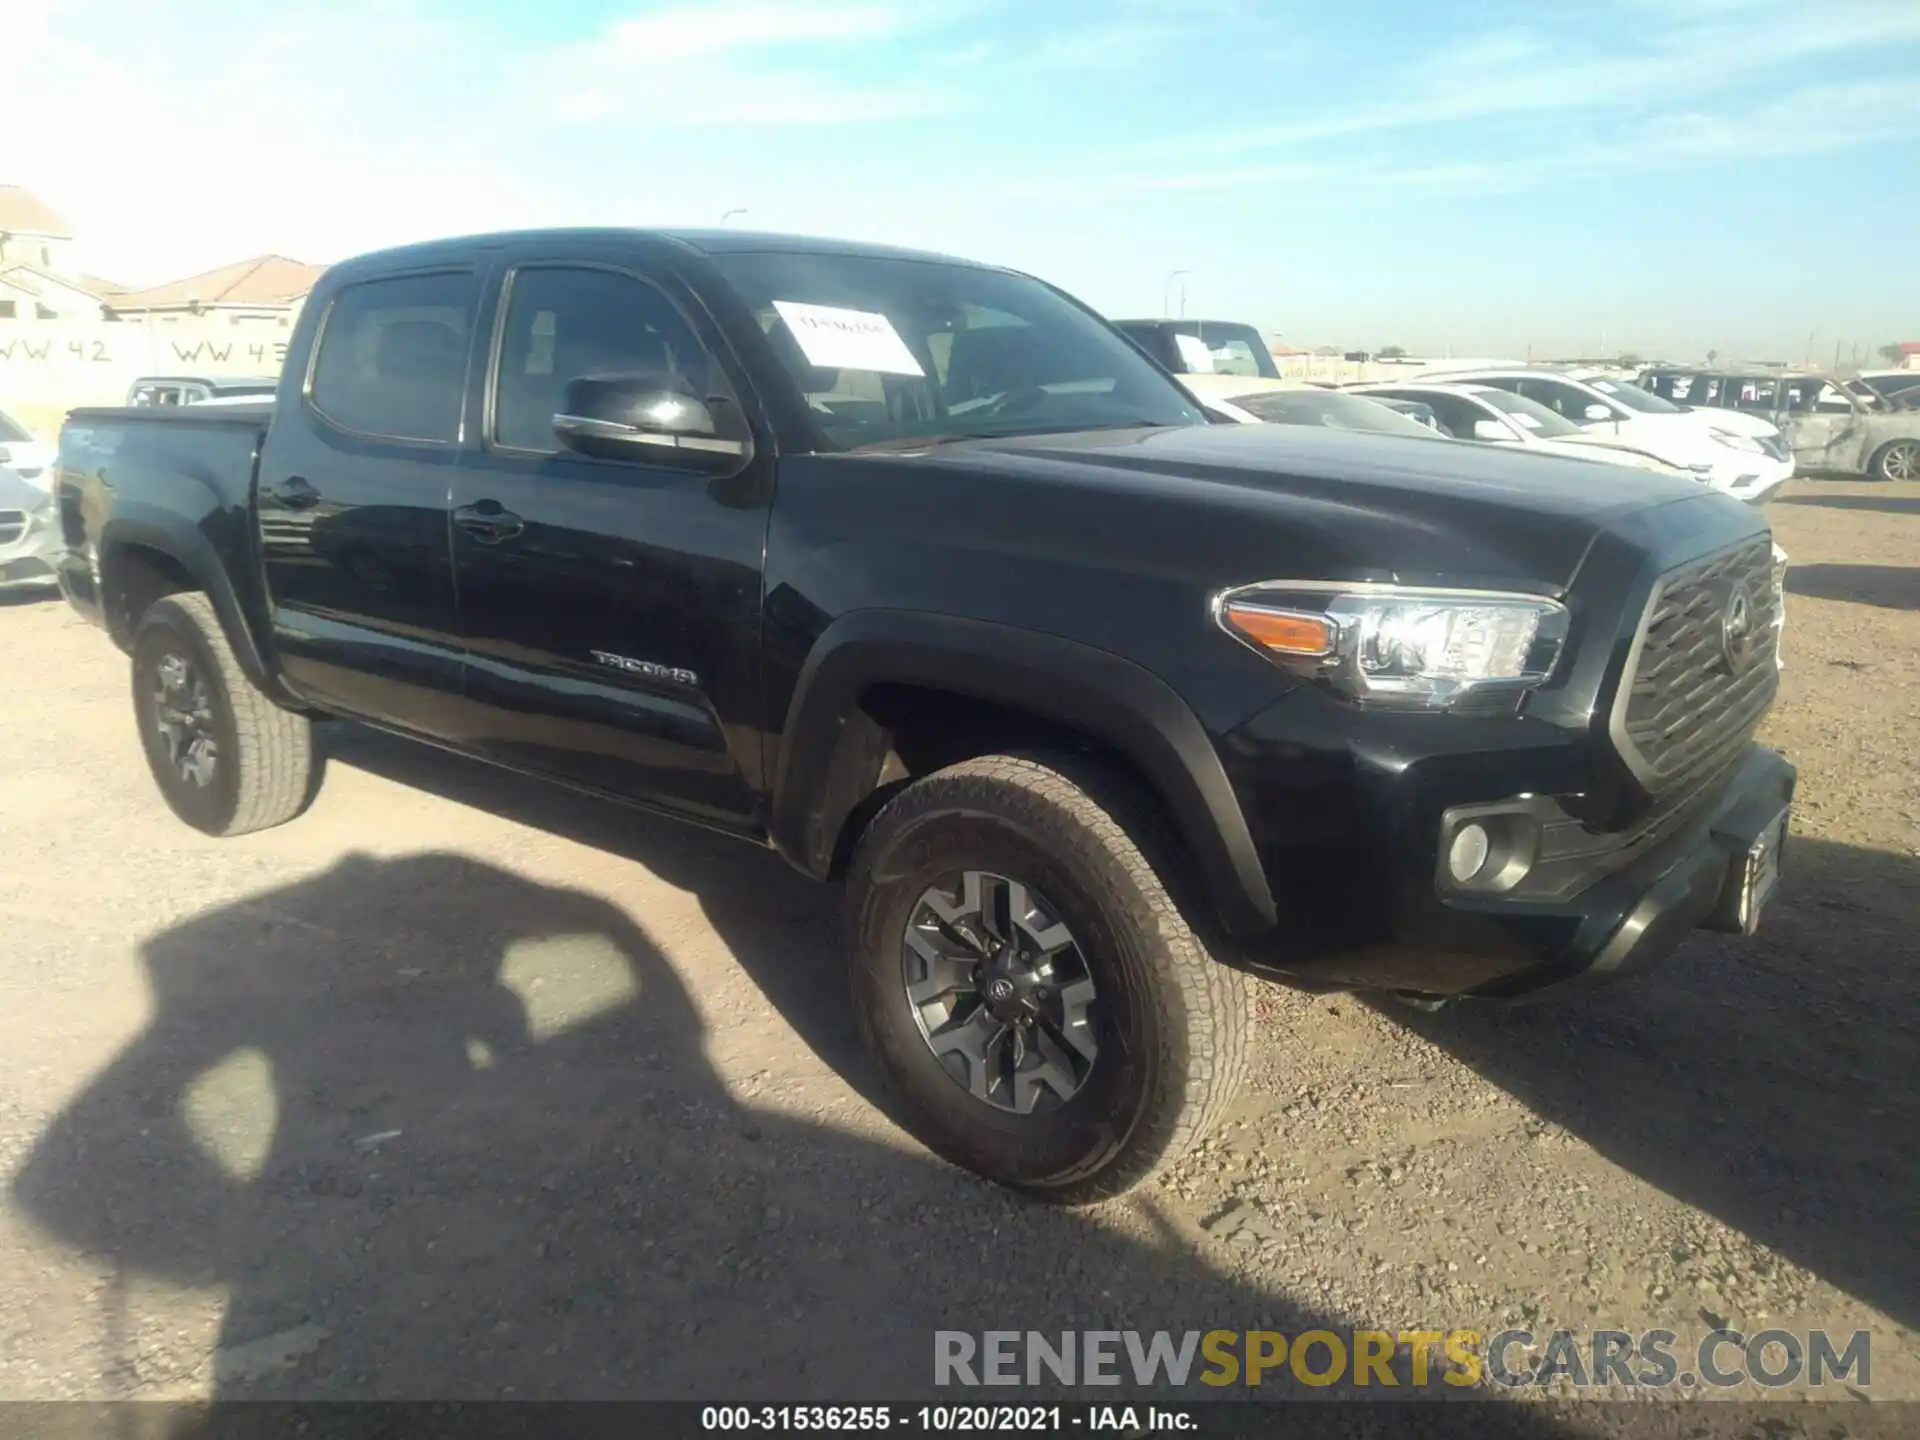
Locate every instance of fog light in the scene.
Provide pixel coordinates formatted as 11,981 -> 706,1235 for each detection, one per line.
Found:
1448,823 -> 1492,883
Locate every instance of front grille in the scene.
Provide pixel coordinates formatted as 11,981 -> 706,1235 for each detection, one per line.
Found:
0,509 -> 26,546
1613,535 -> 1780,794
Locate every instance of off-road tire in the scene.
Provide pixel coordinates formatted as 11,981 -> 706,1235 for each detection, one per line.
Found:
130,592 -> 315,836
846,752 -> 1250,1204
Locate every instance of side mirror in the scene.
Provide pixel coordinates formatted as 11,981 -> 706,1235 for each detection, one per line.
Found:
553,372 -> 748,466
1471,419 -> 1514,442
1582,403 -> 1613,422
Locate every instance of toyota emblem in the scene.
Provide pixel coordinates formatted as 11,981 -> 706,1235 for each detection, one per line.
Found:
1720,581 -> 1758,672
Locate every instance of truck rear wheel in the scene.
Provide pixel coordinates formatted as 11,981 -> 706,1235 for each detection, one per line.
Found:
846,753 -> 1249,1204
130,593 -> 316,837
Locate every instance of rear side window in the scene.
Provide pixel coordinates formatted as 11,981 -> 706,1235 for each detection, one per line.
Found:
310,271 -> 476,443
492,266 -> 724,453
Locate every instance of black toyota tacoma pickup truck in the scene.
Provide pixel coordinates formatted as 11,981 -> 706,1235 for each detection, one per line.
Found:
53,227 -> 1794,1202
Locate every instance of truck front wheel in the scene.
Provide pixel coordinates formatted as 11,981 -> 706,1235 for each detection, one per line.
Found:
846,753 -> 1249,1203
130,593 -> 316,837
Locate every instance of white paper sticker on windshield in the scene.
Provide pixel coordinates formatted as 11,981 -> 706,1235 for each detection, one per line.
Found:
1173,333 -> 1216,372
1512,413 -> 1543,429
772,301 -> 925,376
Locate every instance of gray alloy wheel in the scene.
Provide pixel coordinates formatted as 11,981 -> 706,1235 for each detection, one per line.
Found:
151,649 -> 220,788
902,869 -> 1099,1114
1875,439 -> 1919,483
130,592 -> 316,837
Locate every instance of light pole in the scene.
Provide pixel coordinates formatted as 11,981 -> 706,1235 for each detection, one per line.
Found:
1163,269 -> 1189,319
719,208 -> 748,226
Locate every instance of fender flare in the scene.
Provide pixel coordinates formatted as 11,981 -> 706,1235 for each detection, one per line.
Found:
97,509 -> 279,698
769,609 -> 1279,936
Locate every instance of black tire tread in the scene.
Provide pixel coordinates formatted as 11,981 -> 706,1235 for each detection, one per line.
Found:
849,751 -> 1250,1204
139,592 -> 314,836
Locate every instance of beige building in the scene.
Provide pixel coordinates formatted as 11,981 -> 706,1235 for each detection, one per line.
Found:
105,254 -> 326,329
1,184 -> 324,330
1,184 -> 328,433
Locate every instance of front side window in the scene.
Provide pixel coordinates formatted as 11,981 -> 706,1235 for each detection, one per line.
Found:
493,266 -> 726,453
0,408 -> 29,443
1511,377 -> 1610,420
1475,388 -> 1583,438
1586,377 -> 1682,415
309,271 -> 476,443
709,250 -> 1208,450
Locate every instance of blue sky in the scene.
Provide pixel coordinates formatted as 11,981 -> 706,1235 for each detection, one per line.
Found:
15,0 -> 1920,359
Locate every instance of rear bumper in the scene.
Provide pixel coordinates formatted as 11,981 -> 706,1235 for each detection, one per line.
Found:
1234,745 -> 1795,1002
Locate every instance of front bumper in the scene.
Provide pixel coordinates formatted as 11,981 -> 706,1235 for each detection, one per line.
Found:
1713,454 -> 1794,504
0,504 -> 61,590
1232,745 -> 1796,1002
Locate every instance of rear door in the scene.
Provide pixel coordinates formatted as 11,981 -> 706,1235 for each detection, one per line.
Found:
257,267 -> 479,736
447,246 -> 773,830
1778,384 -> 1868,473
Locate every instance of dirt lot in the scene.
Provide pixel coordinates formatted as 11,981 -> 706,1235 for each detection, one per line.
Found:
0,480 -> 1915,1426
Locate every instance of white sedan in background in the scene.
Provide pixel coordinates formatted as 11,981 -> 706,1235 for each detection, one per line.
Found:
1173,373 -> 1445,436
1,407 -> 60,593
1426,368 -> 1794,503
1349,381 -> 1707,477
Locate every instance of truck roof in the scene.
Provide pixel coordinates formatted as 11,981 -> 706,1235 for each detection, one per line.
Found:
324,227 -> 1007,278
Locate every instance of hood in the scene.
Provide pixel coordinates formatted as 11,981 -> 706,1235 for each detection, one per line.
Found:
923,422 -> 1721,593
1680,408 -> 1781,440
1552,432 -> 1691,474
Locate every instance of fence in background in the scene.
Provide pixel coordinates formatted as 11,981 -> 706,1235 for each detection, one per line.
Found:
0,321 -> 293,434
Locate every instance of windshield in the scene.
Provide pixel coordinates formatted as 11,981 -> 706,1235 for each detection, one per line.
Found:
708,251 -> 1208,450
1585,377 -> 1682,415
1231,389 -> 1440,437
1475,388 -> 1584,438
0,409 -> 29,443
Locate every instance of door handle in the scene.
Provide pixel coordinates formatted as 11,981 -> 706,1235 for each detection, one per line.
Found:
454,500 -> 525,544
268,475 -> 321,510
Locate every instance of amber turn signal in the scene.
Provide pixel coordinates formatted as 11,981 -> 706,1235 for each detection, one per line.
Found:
1221,601 -> 1335,657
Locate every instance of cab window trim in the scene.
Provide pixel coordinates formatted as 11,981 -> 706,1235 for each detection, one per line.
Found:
301,264 -> 481,449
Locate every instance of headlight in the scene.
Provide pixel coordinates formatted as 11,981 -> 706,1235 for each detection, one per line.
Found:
1713,430 -> 1763,454
1215,583 -> 1570,711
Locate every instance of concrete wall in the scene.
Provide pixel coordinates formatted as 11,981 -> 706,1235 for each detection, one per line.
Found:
0,321 -> 293,435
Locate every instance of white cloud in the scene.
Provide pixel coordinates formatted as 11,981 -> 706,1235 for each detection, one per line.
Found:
1150,0 -> 1920,160
591,1 -> 910,61
538,0 -> 965,127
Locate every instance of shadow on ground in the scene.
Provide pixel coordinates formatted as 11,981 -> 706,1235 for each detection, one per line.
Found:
1385,834 -> 1920,1331
317,731 -> 1920,1336
0,811 -> 1563,1433
1783,563 -> 1919,611
1775,494 -> 1920,516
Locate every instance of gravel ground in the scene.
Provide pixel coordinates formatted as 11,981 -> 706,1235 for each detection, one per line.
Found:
0,478 -> 1913,1432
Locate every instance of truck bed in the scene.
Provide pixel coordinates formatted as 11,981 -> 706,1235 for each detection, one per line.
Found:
57,406 -> 273,637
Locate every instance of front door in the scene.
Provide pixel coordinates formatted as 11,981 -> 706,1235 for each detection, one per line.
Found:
448,254 -> 772,830
258,267 -> 479,737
